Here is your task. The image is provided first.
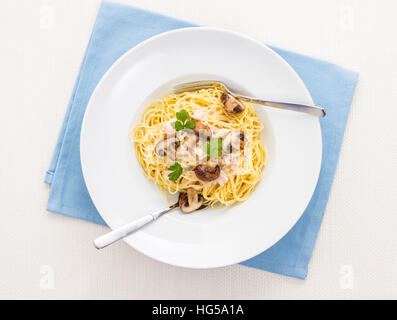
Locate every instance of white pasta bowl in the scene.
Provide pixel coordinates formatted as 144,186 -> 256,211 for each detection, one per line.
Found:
81,27 -> 322,268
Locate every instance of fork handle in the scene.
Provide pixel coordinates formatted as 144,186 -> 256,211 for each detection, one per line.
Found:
236,95 -> 326,117
94,206 -> 175,249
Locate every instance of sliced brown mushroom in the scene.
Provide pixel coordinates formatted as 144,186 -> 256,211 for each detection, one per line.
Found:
178,188 -> 204,213
194,164 -> 221,182
221,93 -> 245,114
155,137 -> 180,161
193,120 -> 211,139
222,131 -> 245,154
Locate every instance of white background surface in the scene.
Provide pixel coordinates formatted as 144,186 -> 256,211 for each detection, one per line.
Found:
0,0 -> 396,299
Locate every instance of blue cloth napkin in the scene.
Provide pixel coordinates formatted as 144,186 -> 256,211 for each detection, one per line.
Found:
45,0 -> 358,279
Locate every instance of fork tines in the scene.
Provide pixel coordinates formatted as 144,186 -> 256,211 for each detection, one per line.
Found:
173,80 -> 223,94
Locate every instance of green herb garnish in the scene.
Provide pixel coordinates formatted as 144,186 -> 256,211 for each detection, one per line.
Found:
204,138 -> 223,158
184,119 -> 196,129
168,162 -> 183,181
172,121 -> 183,131
172,109 -> 196,131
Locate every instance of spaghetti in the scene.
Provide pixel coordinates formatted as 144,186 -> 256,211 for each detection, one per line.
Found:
131,87 -> 267,207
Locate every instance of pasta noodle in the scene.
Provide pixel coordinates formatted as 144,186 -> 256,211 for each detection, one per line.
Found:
130,87 -> 267,207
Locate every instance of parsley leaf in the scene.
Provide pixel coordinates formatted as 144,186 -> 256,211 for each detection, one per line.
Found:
204,138 -> 223,158
176,109 -> 189,123
184,120 -> 196,129
173,121 -> 184,131
172,109 -> 196,131
168,162 -> 183,181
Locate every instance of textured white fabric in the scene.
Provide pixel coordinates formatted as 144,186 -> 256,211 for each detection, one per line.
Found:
0,0 -> 396,299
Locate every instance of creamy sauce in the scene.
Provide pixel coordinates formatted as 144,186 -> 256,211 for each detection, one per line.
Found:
192,109 -> 205,120
161,119 -> 245,185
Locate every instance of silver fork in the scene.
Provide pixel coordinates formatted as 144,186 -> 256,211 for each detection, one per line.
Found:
94,203 -> 179,249
173,80 -> 326,117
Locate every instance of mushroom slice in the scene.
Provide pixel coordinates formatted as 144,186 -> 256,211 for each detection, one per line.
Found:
223,131 -> 245,154
193,120 -> 211,139
221,93 -> 245,114
179,188 -> 204,213
155,137 -> 180,161
194,164 -> 221,182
